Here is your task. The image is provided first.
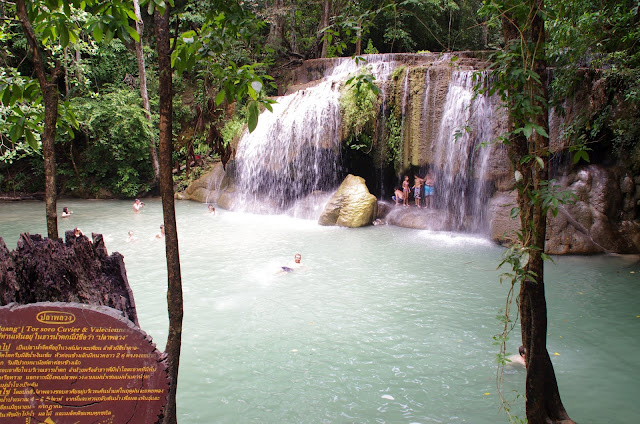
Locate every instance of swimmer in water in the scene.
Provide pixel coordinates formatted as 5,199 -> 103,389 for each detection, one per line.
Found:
508,345 -> 526,368
133,199 -> 144,212
280,253 -> 303,273
62,207 -> 72,217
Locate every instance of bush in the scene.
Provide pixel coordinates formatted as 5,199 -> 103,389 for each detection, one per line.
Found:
339,67 -> 380,152
68,88 -> 156,197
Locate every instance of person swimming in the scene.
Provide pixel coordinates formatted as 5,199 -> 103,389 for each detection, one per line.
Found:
155,224 -> 165,239
133,199 -> 145,212
62,207 -> 72,217
508,345 -> 526,368
281,253 -> 302,272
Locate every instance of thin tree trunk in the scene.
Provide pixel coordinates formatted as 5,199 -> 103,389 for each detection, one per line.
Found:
267,0 -> 285,51
320,0 -> 332,58
16,0 -> 59,240
133,0 -> 160,184
64,47 -> 69,100
155,6 -> 183,424
355,19 -> 362,55
503,1 -> 575,422
290,0 -> 298,54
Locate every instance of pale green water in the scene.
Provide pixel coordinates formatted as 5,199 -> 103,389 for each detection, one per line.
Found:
1,199 -> 639,423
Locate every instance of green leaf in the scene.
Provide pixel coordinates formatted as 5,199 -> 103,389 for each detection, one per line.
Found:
2,88 -> 11,106
532,124 -> 549,138
93,24 -> 104,42
250,80 -> 263,94
510,207 -> 520,219
535,156 -> 544,169
147,0 -> 154,15
57,24 -> 68,48
12,85 -> 23,102
247,102 -> 259,132
573,149 -> 590,164
25,129 -> 38,149
247,85 -> 257,100
215,90 -> 225,106
104,29 -> 114,44
10,123 -> 24,143
125,25 -> 140,42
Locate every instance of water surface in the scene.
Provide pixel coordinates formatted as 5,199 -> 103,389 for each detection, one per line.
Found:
1,199 -> 638,423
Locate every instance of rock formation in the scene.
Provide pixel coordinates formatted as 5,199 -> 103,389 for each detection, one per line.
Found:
318,174 -> 377,227
180,54 -> 640,254
0,231 -> 138,324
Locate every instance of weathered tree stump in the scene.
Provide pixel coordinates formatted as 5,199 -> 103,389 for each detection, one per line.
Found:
0,231 -> 138,325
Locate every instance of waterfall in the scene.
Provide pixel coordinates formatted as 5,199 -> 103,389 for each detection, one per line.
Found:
234,79 -> 343,214
234,55 -> 397,215
232,54 -> 499,230
430,71 -> 496,232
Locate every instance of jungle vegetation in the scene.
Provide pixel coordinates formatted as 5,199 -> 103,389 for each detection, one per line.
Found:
1,0 -> 637,199
1,1 -> 638,423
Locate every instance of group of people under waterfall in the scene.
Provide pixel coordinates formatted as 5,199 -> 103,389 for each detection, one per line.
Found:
393,171 -> 435,208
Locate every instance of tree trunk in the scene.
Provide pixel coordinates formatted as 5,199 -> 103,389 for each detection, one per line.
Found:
267,0 -> 285,51
133,0 -> 160,184
319,0 -> 332,58
503,1 -> 575,423
355,20 -> 362,55
16,0 -> 59,240
154,6 -> 183,424
289,0 -> 298,54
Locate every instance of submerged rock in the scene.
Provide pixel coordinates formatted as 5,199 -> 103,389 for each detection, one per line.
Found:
318,175 -> 377,227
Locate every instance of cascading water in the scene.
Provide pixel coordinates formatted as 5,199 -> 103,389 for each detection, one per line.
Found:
234,56 -> 397,215
234,79 -> 343,214
430,71 -> 496,232
233,54 -> 499,231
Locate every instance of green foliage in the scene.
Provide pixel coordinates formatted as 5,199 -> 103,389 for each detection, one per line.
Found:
363,39 -> 379,54
221,116 -> 246,147
68,88 -> 155,196
339,64 -> 380,152
85,39 -> 139,89
390,64 -> 406,81
0,71 -> 44,152
386,106 -> 402,171
170,2 -> 275,134
547,0 -> 640,169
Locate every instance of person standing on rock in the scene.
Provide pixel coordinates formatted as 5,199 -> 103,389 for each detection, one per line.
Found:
412,176 -> 423,208
423,171 -> 436,209
402,176 -> 410,207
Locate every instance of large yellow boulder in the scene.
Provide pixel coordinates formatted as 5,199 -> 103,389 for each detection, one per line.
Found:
318,174 -> 377,227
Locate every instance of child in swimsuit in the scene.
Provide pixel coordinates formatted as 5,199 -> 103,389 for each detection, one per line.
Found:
413,176 -> 423,208
402,176 -> 410,206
